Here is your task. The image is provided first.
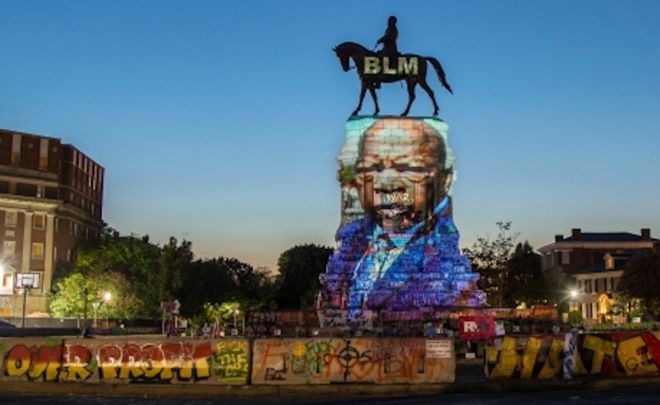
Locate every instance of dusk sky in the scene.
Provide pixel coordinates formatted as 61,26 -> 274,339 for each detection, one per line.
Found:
1,0 -> 659,272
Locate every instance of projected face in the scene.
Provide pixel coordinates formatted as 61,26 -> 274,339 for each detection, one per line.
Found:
355,120 -> 450,232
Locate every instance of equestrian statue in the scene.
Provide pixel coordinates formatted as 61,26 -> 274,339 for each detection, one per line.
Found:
333,16 -> 453,117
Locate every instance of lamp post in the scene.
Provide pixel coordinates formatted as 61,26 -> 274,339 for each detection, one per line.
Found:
570,289 -> 578,312
82,287 -> 88,329
103,291 -> 111,329
92,302 -> 100,327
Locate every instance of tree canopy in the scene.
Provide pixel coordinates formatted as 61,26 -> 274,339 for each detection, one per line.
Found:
502,241 -> 550,307
464,222 -> 517,307
49,230 -> 274,320
464,222 -> 556,308
272,244 -> 333,309
617,253 -> 660,317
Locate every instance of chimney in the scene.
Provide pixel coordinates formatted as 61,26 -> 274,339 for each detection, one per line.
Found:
555,234 -> 564,242
641,228 -> 651,241
571,228 -> 582,241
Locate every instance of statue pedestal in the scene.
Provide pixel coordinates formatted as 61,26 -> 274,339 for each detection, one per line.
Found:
318,116 -> 485,331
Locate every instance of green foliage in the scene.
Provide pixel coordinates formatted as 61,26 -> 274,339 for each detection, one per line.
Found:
273,244 -> 333,309
71,232 -> 161,317
617,253 -> 660,319
465,223 -> 557,308
50,228 -> 274,321
503,241 -> 552,307
179,257 -> 272,319
339,166 -> 355,183
49,271 -> 142,319
464,222 -> 517,307
158,237 -> 193,302
568,310 -> 583,324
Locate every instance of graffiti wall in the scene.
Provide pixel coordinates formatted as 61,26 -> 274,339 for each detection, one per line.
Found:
0,337 -> 250,384
485,332 -> 660,379
251,337 -> 454,384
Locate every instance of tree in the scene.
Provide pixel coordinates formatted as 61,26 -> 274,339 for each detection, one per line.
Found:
179,257 -> 273,319
70,232 -> 162,317
273,244 -> 333,309
502,241 -> 550,307
158,237 -> 194,303
617,253 -> 660,318
49,271 -> 142,320
464,222 -> 517,307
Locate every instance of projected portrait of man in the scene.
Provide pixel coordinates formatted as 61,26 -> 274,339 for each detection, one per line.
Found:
354,120 -> 452,233
320,118 -> 485,320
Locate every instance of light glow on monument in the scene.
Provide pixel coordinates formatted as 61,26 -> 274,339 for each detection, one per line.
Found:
318,117 -> 486,326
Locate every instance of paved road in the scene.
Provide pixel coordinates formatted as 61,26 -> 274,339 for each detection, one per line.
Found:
2,386 -> 660,405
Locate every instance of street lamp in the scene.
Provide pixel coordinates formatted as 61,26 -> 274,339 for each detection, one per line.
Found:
92,302 -> 100,327
103,291 -> 111,328
570,289 -> 578,311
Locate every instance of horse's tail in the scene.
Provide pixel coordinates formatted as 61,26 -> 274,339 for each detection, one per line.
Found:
426,57 -> 453,94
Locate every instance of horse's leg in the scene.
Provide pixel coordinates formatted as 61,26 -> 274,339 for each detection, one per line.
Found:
368,84 -> 380,116
401,79 -> 416,116
419,79 -> 440,116
352,82 -> 367,116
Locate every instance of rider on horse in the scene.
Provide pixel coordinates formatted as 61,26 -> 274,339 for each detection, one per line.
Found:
374,16 -> 399,89
376,16 -> 399,58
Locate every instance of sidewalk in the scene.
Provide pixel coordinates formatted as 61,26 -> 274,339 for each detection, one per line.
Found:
2,375 -> 660,399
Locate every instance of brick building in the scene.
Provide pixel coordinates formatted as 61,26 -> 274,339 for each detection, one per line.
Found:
0,128 -> 104,316
538,228 -> 660,323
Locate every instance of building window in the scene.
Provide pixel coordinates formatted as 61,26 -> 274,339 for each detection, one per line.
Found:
5,211 -> 17,228
578,280 -> 583,292
604,253 -> 615,270
1,272 -> 12,289
33,214 -> 45,229
585,279 -> 592,293
36,184 -> 45,198
31,242 -> 44,260
3,241 -> 15,259
561,251 -> 570,265
66,249 -> 72,262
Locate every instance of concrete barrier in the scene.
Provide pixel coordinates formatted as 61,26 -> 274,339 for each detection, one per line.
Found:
485,331 -> 660,379
251,337 -> 455,384
0,336 -> 458,386
0,337 -> 250,385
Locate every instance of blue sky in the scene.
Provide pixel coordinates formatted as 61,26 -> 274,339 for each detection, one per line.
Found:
1,0 -> 659,271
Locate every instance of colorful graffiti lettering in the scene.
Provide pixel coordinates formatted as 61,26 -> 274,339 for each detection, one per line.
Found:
97,342 -> 212,381
3,342 -> 93,381
213,340 -> 249,382
486,332 -> 660,379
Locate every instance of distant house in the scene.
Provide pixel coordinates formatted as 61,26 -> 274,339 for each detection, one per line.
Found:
538,228 -> 660,323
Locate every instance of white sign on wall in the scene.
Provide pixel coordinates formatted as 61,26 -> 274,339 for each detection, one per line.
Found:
426,339 -> 452,359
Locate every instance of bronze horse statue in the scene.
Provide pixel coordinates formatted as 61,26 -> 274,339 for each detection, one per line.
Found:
333,41 -> 453,116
